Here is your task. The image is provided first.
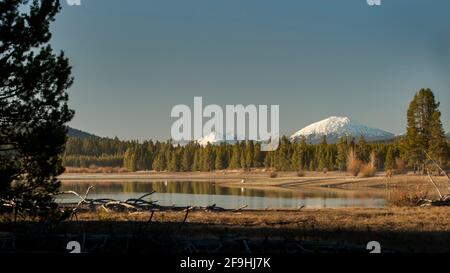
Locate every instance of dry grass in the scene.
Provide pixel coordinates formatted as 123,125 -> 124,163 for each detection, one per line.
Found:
22,207 -> 448,233
347,149 -> 362,176
65,166 -> 129,174
359,152 -> 377,178
2,207 -> 450,252
395,159 -> 407,174
387,187 -> 429,207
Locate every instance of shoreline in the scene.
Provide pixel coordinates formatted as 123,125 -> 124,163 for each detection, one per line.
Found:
59,171 -> 448,199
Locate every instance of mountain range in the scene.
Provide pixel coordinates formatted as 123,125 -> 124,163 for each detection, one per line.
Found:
290,116 -> 395,144
68,120 -> 449,144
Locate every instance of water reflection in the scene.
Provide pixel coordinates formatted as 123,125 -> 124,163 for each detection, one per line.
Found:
58,180 -> 386,209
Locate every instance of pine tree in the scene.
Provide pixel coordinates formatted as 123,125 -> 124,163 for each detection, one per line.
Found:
401,88 -> 447,171
181,147 -> 192,171
229,144 -> 241,169
202,144 -> 215,171
275,137 -> 290,171
124,147 -> 137,171
167,149 -> 180,172
0,0 -> 75,215
385,146 -> 396,171
291,144 -> 301,171
309,160 -> 315,171
253,142 -> 264,167
240,146 -> 247,169
356,136 -> 370,162
245,141 -> 254,168
192,150 -> 200,171
152,149 -> 167,171
214,145 -> 227,170
336,137 -> 348,171
428,111 -> 448,166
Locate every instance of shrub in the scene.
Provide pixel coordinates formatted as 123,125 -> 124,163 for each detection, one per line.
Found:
296,170 -> 305,177
269,172 -> 278,178
387,187 -> 428,207
359,152 -> 377,178
347,149 -> 362,176
359,164 -> 376,177
395,158 -> 407,174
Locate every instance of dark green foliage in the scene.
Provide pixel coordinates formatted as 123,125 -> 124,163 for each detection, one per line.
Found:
400,88 -> 448,171
0,0 -> 73,217
64,135 -> 417,173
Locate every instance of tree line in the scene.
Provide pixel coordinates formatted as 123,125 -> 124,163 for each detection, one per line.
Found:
64,89 -> 449,173
63,135 -> 395,172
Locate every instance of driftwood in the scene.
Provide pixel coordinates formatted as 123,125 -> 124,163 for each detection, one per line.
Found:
419,173 -> 450,207
417,153 -> 450,207
424,150 -> 450,182
427,171 -> 443,200
57,187 -> 249,213
232,204 -> 248,212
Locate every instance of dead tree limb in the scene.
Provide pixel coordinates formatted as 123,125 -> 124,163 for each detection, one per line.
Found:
424,150 -> 450,181
125,191 -> 156,204
233,204 -> 248,212
182,206 -> 193,224
427,170 -> 443,200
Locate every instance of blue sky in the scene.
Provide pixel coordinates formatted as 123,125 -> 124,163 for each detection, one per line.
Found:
50,0 -> 450,140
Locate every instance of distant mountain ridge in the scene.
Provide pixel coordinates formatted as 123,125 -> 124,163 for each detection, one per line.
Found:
290,116 -> 395,144
67,127 -> 98,139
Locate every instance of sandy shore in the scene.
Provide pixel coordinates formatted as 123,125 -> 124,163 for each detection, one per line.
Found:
59,171 -> 449,199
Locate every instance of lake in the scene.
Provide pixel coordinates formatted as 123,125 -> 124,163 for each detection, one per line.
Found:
58,180 -> 386,209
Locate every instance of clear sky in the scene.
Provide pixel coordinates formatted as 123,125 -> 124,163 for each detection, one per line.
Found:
50,0 -> 450,140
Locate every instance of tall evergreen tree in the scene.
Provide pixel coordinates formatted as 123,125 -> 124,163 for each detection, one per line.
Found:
229,144 -> 241,169
385,146 -> 396,171
336,137 -> 348,171
245,141 -> 254,168
0,0 -> 74,216
356,135 -> 370,162
401,88 -> 447,171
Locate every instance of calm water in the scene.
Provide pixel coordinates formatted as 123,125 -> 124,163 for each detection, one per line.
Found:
58,180 -> 386,209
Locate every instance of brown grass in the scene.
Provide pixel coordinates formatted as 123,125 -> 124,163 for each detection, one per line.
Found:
347,149 -> 362,176
387,187 -> 429,207
358,152 -> 377,178
65,166 -> 129,174
2,207 -> 450,253
395,158 -> 407,174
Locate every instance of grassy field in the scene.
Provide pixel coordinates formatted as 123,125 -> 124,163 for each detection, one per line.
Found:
1,171 -> 448,253
1,207 -> 450,253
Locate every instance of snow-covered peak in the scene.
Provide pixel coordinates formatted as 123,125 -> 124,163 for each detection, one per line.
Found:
196,131 -> 246,146
290,116 -> 394,144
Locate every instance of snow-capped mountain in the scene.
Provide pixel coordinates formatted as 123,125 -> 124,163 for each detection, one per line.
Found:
196,131 -> 247,146
290,116 -> 395,144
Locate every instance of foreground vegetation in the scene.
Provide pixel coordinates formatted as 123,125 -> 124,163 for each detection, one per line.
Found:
1,207 -> 450,253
